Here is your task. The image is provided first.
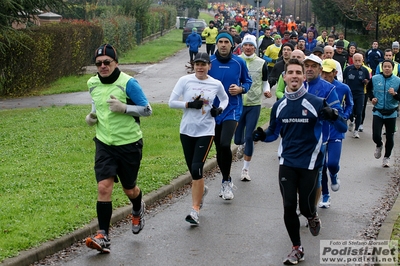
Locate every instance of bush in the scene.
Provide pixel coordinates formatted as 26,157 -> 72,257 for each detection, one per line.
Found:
0,21 -> 103,96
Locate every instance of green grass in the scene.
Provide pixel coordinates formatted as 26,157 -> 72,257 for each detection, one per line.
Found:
0,104 -> 269,262
391,215 -> 400,262
119,29 -> 186,64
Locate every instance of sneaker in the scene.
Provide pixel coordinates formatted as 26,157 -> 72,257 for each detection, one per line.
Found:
358,124 -> 363,132
240,169 -> 251,181
307,214 -> 321,236
283,246 -> 305,265
185,208 -> 199,225
348,121 -> 354,132
318,194 -> 331,208
236,144 -> 245,159
374,146 -> 383,159
199,186 -> 208,210
85,230 -> 111,253
382,157 -> 390,168
330,174 -> 340,192
220,180 -> 234,200
353,131 -> 360,138
132,200 -> 145,234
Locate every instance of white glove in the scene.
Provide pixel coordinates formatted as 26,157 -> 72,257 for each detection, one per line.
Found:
85,113 -> 97,126
106,95 -> 126,113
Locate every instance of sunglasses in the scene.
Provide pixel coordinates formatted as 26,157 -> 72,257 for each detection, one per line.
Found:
95,59 -> 114,67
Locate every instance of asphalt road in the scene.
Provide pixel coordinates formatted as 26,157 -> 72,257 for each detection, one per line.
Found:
1,47 -> 399,266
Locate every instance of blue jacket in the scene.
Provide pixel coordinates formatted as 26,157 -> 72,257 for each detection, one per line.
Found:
185,32 -> 202,53
305,76 -> 347,141
305,38 -> 317,51
366,48 -> 384,73
369,74 -> 400,119
262,87 -> 325,170
329,80 -> 354,139
209,53 -> 253,124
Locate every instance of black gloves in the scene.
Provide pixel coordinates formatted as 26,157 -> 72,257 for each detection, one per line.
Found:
210,105 -> 223,117
187,95 -> 203,109
271,59 -> 277,63
320,107 -> 339,121
252,127 -> 266,141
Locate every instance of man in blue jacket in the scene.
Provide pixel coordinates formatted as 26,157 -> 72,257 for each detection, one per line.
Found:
319,59 -> 353,208
185,27 -> 202,73
253,58 -> 339,265
208,31 -> 252,200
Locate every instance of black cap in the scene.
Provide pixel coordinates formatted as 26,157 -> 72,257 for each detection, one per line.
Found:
95,44 -> 118,62
336,40 -> 345,48
290,32 -> 298,38
193,52 -> 210,63
312,46 -> 324,54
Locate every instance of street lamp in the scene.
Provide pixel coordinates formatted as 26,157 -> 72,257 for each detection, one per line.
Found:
254,0 -> 271,56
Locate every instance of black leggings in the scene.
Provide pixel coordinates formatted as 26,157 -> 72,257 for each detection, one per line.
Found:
279,165 -> 319,246
206,44 -> 215,55
180,134 -> 214,180
189,51 -> 198,63
214,120 -> 238,181
361,93 -> 368,125
372,115 -> 396,158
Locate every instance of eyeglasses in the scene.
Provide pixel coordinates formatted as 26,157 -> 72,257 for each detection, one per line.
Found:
95,59 -> 114,67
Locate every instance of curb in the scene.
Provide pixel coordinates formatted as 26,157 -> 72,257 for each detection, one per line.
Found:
376,191 -> 400,266
0,148 -> 223,266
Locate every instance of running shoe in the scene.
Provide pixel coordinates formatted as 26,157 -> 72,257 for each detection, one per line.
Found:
374,146 -> 383,159
318,194 -> 331,208
307,214 -> 321,236
353,131 -> 360,138
220,180 -> 234,200
199,185 -> 208,210
358,124 -> 363,132
185,208 -> 199,225
240,169 -> 251,181
236,144 -> 245,159
382,157 -> 390,168
330,174 -> 340,192
85,230 -> 111,253
132,200 -> 145,234
283,245 -> 305,265
348,122 -> 354,132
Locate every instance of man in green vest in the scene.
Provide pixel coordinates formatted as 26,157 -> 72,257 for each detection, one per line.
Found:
84,44 -> 152,253
376,49 -> 400,76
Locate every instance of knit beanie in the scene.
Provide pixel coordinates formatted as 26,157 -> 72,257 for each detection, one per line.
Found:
95,44 -> 118,62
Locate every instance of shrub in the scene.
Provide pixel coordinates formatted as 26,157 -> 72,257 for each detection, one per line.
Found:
0,21 -> 103,96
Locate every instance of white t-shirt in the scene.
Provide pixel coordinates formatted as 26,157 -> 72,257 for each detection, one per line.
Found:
169,74 -> 229,137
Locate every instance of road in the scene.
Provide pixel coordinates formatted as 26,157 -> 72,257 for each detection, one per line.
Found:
1,47 -> 399,266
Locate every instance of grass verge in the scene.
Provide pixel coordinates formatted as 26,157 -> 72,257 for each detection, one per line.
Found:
0,104 -> 270,262
391,213 -> 400,262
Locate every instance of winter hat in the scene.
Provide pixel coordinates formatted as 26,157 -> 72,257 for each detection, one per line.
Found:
216,32 -> 233,46
95,44 -> 118,62
192,27 -> 197,33
392,41 -> 399,49
274,34 -> 282,40
336,40 -> 345,48
282,42 -> 294,51
298,36 -> 306,42
242,34 -> 257,47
